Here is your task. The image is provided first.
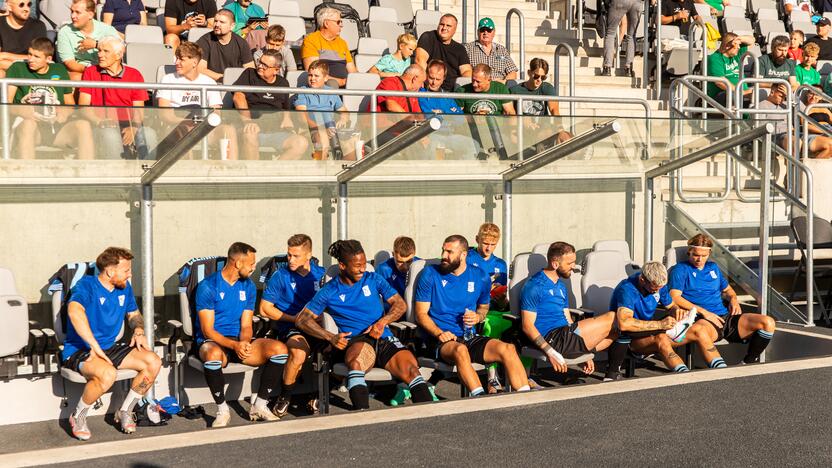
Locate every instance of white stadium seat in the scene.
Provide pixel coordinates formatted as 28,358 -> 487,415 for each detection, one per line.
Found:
268,16 -> 306,42
344,72 -> 381,113
125,24 -> 164,44
414,9 -> 443,37
124,43 -> 175,84
268,0 -> 300,17
358,37 -> 390,56
379,0 -> 415,24
354,54 -> 381,72
580,250 -> 629,315
187,27 -> 212,43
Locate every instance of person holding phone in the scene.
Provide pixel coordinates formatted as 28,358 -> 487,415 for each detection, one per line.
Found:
225,0 -> 266,36
163,0 -> 216,50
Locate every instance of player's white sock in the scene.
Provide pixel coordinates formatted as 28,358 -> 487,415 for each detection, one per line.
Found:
120,389 -> 143,412
217,402 -> 229,414
75,397 -> 92,416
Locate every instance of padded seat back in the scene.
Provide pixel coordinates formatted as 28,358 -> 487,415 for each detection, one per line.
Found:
532,242 -> 551,256
403,258 -> 440,322
0,268 -> 29,357
664,246 -> 690,269
124,43 -> 175,84
592,239 -> 632,262
48,261 -> 98,342
791,215 -> 832,248
373,250 -> 392,268
580,251 -> 628,314
177,256 -> 226,337
125,24 -> 164,44
508,253 -> 547,314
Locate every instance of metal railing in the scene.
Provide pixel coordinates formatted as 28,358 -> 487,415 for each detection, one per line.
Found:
553,42 -> 577,126
505,8 -> 526,79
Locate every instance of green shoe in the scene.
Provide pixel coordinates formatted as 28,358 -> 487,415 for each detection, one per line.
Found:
428,384 -> 439,402
389,384 -> 411,406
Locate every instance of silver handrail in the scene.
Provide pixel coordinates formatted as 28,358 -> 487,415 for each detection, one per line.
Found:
462,0 -> 468,42
577,0 -> 584,46
686,23 -> 708,101
651,0 -> 659,92
553,42 -> 576,129
505,8 -> 526,79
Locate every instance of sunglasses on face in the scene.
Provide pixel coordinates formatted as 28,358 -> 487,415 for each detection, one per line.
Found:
17,2 -> 32,7
328,19 -> 343,25
531,73 -> 547,80
479,27 -> 493,33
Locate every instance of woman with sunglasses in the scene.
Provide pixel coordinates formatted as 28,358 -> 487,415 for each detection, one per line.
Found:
0,0 -> 46,75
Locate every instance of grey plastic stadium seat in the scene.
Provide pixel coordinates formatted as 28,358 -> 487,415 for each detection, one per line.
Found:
693,3 -> 712,18
156,64 -> 176,83
818,60 -> 832,76
268,0 -> 300,17
125,24 -> 164,44
759,20 -> 787,39
791,21 -> 815,36
369,18 -> 406,52
532,242 -> 550,256
0,268 -> 29,358
344,72 -> 381,113
358,37 -> 390,56
354,54 -> 381,73
268,16 -> 306,42
455,76 -> 472,88
124,43 -> 175,84
721,5 -> 745,17
39,0 -> 72,29
187,27 -> 211,43
790,9 -> 812,23
223,67 -> 245,85
756,8 -> 778,20
285,70 -> 307,88
592,240 -> 632,262
749,0 -> 777,15
297,0 -> 318,19
340,0 -> 370,21
379,0 -> 414,24
341,19 -> 360,51
663,246 -> 690,269
373,250 -> 392,268
369,6 -> 398,23
722,16 -> 754,36
766,32 -> 790,53
580,250 -> 629,315
414,9 -> 443,37
660,25 -> 681,40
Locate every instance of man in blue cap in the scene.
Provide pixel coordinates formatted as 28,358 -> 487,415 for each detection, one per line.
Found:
464,17 -> 518,84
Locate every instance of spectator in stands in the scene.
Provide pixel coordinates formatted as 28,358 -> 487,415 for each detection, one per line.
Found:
63,247 -> 162,440
783,0 -> 813,16
693,0 -> 726,16
807,17 -> 832,61
607,261 -> 707,375
668,233 -> 777,367
510,58 -> 572,154
806,87 -> 832,130
78,36 -> 157,159
0,0 -> 46,76
101,0 -> 147,36
226,0 -> 267,36
761,83 -> 832,158
57,0 -> 119,80
196,9 -> 254,82
252,24 -> 296,77
789,30 -> 805,63
258,234 -> 327,417
194,242 -> 289,426
415,14 -> 471,91
5,37 -> 94,160
414,234 -> 531,396
463,17 -> 518,84
520,241 -> 620,380
707,33 -> 755,106
296,239 -> 436,410
163,0 -> 216,50
368,33 -> 417,77
372,64 -> 426,112
293,60 -> 352,160
233,50 -> 308,160
796,42 -> 821,85
456,64 -> 516,115
157,41 -> 238,160
758,35 -> 799,90
301,6 -> 356,88
660,0 -> 699,39
601,0 -> 642,77
418,60 -> 476,159
376,236 -> 417,298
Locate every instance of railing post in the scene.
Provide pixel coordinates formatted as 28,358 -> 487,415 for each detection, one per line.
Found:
503,179 -> 512,270
200,87 -> 209,160
577,0 -> 584,46
505,9 -> 526,78
1,83 -> 8,160
553,43 -> 576,126
140,183 -> 156,400
758,131 -> 772,317
644,176 -> 654,264
474,0 -> 480,37
462,0 -> 468,43
338,182 -> 347,240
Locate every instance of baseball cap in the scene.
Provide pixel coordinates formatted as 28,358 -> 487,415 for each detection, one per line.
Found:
478,17 -> 495,30
817,17 -> 831,27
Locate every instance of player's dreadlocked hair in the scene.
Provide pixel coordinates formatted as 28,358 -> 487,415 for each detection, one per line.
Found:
328,240 -> 365,263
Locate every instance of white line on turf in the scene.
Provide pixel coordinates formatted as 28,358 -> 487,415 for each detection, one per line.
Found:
3,355 -> 831,468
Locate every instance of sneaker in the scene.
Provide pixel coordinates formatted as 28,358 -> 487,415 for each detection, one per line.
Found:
603,371 -> 623,382
487,377 -> 503,394
212,410 -> 231,428
272,397 -> 290,419
249,403 -> 279,422
666,308 -> 698,343
428,384 -> 439,401
114,410 -> 136,434
528,378 -> 544,391
69,409 -> 91,441
306,398 -> 319,415
600,66 -> 611,76
389,384 -> 411,406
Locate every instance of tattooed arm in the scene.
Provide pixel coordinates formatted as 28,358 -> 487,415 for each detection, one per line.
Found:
296,308 -> 350,350
615,307 -> 676,333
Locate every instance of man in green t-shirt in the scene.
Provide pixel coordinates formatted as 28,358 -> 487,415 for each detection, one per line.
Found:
796,42 -> 821,86
5,38 -> 94,160
456,63 -> 516,115
758,35 -> 799,90
707,33 -> 755,106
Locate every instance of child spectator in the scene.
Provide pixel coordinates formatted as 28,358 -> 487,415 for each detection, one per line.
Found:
252,24 -> 297,77
796,41 -> 820,85
369,33 -> 417,77
789,30 -> 805,63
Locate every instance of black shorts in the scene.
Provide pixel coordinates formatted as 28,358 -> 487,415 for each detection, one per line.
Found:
197,336 -> 254,366
63,342 -> 134,373
428,335 -> 494,366
700,313 -> 745,343
277,328 -> 329,354
342,334 -> 409,369
544,323 -> 590,358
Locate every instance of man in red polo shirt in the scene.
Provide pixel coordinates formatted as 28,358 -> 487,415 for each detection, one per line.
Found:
372,64 -> 426,113
78,36 -> 157,159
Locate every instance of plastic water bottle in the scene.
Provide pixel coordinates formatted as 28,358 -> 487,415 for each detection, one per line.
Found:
463,308 -> 475,341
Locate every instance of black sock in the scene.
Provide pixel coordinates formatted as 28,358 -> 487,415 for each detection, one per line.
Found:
279,382 -> 296,400
744,329 -> 774,364
408,376 -> 433,403
606,338 -> 630,376
257,354 -> 287,402
347,370 -> 370,410
203,360 -> 226,405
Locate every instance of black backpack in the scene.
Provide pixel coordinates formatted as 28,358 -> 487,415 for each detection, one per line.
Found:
314,1 -> 368,38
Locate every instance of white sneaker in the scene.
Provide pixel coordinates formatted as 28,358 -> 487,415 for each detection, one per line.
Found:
212,410 -> 231,428
249,402 -> 279,422
666,307 -> 698,343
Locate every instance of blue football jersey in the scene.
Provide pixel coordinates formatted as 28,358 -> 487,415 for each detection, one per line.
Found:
194,271 -> 256,344
466,248 -> 508,286
668,261 -> 729,316
610,273 -> 673,321
305,272 -> 397,339
414,264 -> 491,337
520,270 -> 571,336
261,263 -> 326,332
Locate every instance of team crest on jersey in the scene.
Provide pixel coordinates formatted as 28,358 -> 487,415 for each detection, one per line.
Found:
314,282 -> 321,291
467,282 -> 475,292
339,294 -> 346,302
118,295 -> 125,306
692,272 -> 697,278
99,297 -> 105,305
472,263 -> 479,268
710,271 -> 718,279
494,267 -> 500,273
652,292 -> 661,301
441,280 -> 448,287
290,282 -> 296,290
239,291 -> 246,301
362,285 -> 371,296
219,292 -> 225,300
548,289 -> 554,296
